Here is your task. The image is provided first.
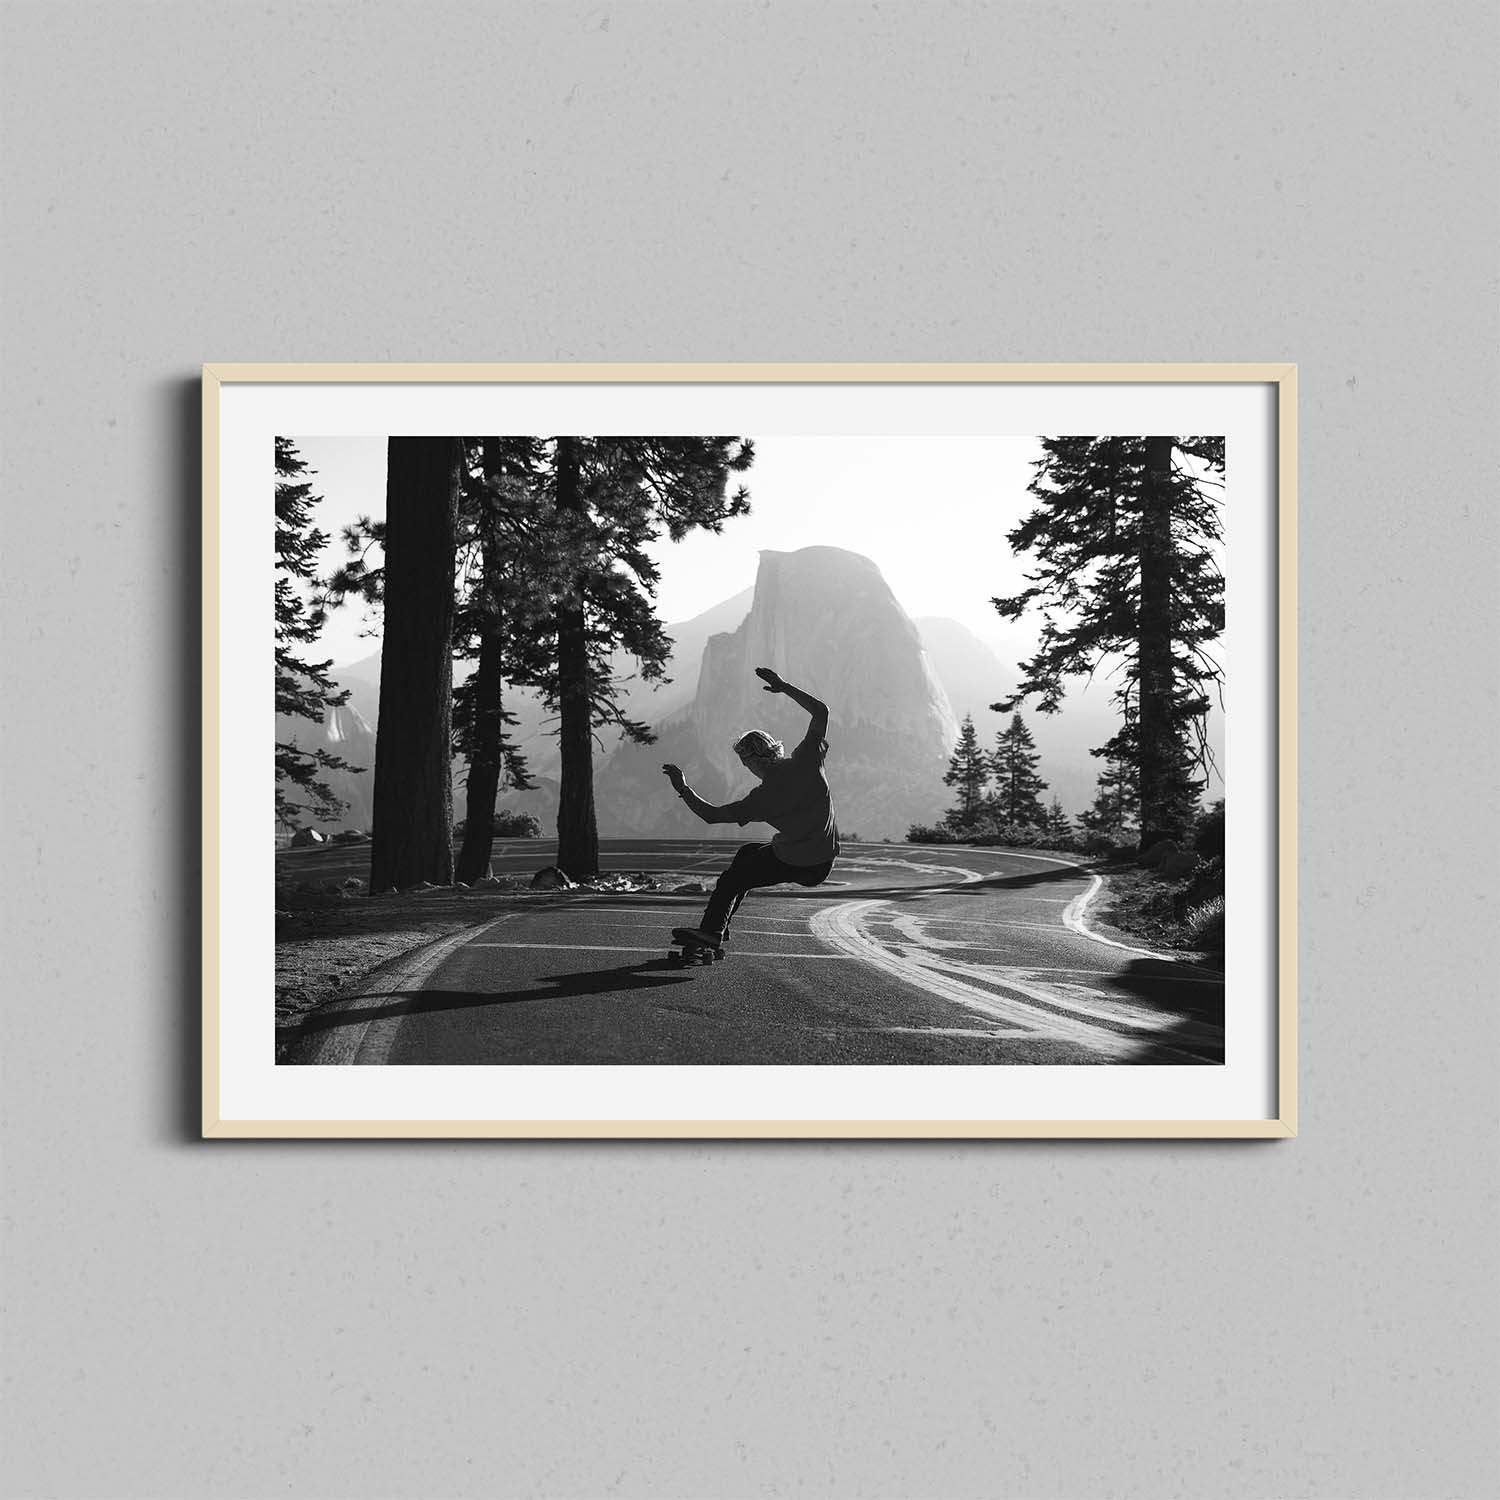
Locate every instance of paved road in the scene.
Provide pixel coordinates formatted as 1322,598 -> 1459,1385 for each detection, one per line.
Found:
287,841 -> 1224,1066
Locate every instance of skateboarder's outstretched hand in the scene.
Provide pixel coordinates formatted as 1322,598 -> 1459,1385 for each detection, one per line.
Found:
662,763 -> 686,792
755,667 -> 785,693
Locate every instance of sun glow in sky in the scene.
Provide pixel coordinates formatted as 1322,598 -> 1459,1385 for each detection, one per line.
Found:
293,433 -> 1049,667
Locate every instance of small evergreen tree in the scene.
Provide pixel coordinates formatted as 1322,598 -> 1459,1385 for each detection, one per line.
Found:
1077,754 -> 1140,842
274,438 -> 359,829
1042,797 -> 1072,843
990,713 -> 1048,827
942,714 -> 989,829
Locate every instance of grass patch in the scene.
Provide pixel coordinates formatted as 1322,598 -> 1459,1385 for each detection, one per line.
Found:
1098,859 -> 1225,963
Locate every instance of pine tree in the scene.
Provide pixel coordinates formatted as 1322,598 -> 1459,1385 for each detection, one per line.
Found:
369,438 -> 461,891
538,437 -> 754,879
274,438 -> 359,829
1042,797 -> 1072,843
990,713 -> 1049,827
994,436 -> 1224,847
942,714 -> 989,829
1077,754 -> 1140,842
452,437 -> 547,886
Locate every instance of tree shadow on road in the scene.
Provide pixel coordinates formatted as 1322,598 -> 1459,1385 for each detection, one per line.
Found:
1104,958 -> 1226,1064
876,864 -> 1094,902
285,958 -> 697,1041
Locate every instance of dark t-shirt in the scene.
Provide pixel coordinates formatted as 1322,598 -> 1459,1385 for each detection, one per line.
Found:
723,735 -> 840,866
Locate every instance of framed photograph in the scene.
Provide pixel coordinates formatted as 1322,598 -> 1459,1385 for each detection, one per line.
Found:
204,363 -> 1295,1138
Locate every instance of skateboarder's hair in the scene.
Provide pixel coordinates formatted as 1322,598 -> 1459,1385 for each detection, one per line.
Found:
733,730 -> 783,760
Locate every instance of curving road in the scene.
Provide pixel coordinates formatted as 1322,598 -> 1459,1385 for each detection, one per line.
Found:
287,841 -> 1224,1066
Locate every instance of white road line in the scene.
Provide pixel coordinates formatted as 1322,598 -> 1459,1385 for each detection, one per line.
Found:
294,913 -> 518,1065
866,853 -> 1220,978
810,901 -> 1141,1059
874,912 -> 1218,983
886,949 -> 1221,983
1061,874 -> 1222,975
466,942 -> 856,959
904,953 -> 1220,1036
910,847 -> 1090,869
876,1026 -> 1032,1038
873,914 -> 1087,937
1061,872 -> 1159,957
874,912 -> 1085,936
890,913 -> 968,949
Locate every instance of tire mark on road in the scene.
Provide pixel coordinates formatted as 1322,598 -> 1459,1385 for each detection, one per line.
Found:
811,901 -> 1141,1059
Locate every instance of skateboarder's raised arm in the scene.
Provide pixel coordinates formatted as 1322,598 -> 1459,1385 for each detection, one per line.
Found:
662,764 -> 762,825
755,667 -> 828,757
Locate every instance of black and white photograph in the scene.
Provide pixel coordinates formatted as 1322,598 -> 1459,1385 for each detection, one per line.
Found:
14,2 -> 1500,1492
208,366 -> 1289,1133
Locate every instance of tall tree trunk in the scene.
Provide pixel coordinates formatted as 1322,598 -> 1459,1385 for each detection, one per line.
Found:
370,437 -> 459,891
1136,435 -> 1178,851
455,438 -> 506,887
553,437 -> 598,877
455,631 -> 504,885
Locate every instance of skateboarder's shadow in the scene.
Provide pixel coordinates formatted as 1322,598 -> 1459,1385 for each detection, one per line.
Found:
292,958 -> 697,1035
520,958 -> 700,1004
442,957 -> 698,1013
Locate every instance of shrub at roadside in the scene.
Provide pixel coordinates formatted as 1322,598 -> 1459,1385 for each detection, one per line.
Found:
906,823 -> 960,844
451,809 -> 543,840
1184,895 -> 1225,953
1102,838 -> 1226,956
492,809 -> 542,838
906,819 -> 1098,855
970,823 -> 1088,854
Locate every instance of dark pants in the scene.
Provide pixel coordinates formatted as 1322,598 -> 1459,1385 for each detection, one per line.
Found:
700,843 -> 834,937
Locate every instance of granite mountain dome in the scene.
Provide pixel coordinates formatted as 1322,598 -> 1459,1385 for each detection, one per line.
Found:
595,547 -> 960,839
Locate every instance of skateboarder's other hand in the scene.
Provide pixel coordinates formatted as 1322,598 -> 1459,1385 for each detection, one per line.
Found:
755,667 -> 784,693
662,763 -> 685,790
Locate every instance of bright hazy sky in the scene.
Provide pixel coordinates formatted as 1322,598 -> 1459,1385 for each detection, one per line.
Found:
291,434 -> 1047,668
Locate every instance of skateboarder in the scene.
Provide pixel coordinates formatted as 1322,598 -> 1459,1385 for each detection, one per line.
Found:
662,667 -> 840,949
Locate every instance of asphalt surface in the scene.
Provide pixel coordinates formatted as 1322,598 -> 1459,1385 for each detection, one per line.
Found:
286,841 -> 1224,1066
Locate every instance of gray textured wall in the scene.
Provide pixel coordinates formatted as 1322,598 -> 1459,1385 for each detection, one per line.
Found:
3,3 -> 1496,1497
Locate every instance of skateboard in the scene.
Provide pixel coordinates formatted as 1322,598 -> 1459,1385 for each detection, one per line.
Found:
668,927 -> 725,967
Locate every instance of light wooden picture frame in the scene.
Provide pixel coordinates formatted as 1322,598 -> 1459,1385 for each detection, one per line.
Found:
204,363 -> 1296,1138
